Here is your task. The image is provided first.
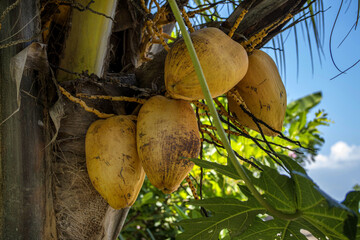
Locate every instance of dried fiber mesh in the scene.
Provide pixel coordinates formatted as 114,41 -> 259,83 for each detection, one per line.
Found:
52,80 -> 130,239
53,155 -> 107,240
52,96 -> 108,240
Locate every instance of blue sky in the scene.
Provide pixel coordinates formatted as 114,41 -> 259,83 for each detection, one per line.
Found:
264,0 -> 360,201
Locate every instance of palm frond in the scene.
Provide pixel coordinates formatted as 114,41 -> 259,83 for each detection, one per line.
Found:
356,0 -> 360,28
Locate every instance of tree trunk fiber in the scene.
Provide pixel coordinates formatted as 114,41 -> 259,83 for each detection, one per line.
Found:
0,1 -> 56,239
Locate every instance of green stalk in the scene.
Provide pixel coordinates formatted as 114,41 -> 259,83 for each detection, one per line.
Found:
168,0 -> 301,220
57,0 -> 118,81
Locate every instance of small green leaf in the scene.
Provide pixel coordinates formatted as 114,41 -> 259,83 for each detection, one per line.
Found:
299,111 -> 307,130
172,204 -> 190,220
141,192 -> 154,204
341,191 -> 360,240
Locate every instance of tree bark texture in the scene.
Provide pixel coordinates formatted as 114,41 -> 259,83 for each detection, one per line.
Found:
0,1 -> 56,239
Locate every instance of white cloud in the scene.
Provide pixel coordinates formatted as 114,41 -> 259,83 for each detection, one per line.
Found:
306,141 -> 360,170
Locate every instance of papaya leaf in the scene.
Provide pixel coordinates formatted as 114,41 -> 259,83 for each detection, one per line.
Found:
248,163 -> 296,214
235,217 -> 327,240
190,158 -> 297,214
190,156 -> 358,239
190,158 -> 241,180
176,187 -> 265,240
237,169 -> 357,239
279,155 -> 358,240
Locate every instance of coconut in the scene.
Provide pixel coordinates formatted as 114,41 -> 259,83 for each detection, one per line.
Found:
165,27 -> 248,100
228,50 -> 287,136
85,115 -> 145,209
136,95 -> 201,193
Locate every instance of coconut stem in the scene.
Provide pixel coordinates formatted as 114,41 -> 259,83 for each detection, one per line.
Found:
168,0 -> 301,221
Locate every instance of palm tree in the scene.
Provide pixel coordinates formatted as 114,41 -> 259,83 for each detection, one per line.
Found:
0,0 -> 358,239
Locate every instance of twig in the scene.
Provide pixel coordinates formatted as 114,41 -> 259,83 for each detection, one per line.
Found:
76,93 -> 147,104
58,85 -> 114,118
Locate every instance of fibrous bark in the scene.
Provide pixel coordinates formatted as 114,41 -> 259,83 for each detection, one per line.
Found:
0,1 -> 56,239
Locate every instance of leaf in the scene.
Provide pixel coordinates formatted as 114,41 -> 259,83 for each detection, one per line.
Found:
286,92 -> 322,117
235,217 -> 313,240
249,163 -> 296,214
172,204 -> 190,220
177,188 -> 265,240
356,0 -> 360,28
280,155 -> 358,240
48,97 -> 66,147
140,192 -> 154,205
1,42 -> 48,126
342,191 -> 360,212
299,111 -> 307,130
190,158 -> 241,180
191,158 -> 297,214
191,156 -> 358,239
341,191 -> 360,240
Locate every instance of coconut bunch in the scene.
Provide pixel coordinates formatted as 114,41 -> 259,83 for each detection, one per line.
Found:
85,95 -> 201,209
165,27 -> 287,137
84,27 -> 287,209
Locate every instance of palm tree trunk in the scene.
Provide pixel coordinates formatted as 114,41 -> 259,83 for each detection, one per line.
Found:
0,0 -> 56,239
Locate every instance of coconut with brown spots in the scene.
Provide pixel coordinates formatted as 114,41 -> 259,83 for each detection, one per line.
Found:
228,49 -> 287,136
136,95 -> 201,193
85,115 -> 145,209
165,27 -> 248,100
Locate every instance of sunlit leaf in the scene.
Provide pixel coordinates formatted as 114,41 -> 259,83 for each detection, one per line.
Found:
177,188 -> 265,240
189,155 -> 357,240
172,204 -> 190,220
286,91 -> 322,117
341,191 -> 360,240
280,155 -> 358,240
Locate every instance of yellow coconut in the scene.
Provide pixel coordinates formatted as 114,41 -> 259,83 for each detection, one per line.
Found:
136,95 -> 201,193
228,50 -> 287,136
85,115 -> 145,209
165,27 -> 248,100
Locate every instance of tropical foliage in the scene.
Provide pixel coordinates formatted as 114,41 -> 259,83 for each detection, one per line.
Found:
123,0 -> 360,238
119,93 -> 357,240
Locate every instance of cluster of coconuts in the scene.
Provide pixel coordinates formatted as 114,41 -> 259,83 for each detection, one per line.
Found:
85,27 -> 287,209
85,96 -> 200,209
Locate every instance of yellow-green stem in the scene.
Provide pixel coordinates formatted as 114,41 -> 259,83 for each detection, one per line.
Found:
168,0 -> 301,220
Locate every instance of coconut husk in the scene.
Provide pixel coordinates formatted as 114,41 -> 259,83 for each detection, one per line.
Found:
52,75 -> 138,239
